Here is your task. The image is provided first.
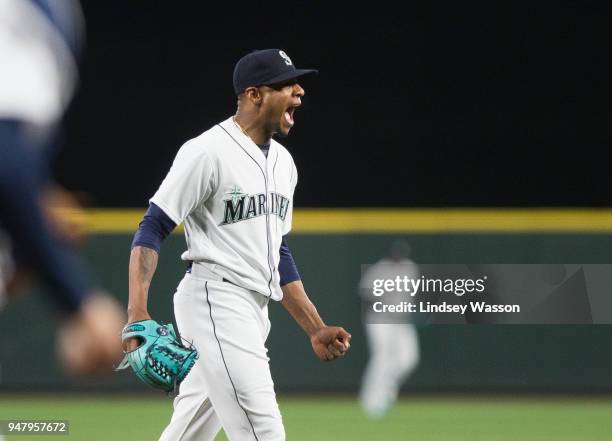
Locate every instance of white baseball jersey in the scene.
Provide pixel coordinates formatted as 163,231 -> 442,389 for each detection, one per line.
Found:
0,0 -> 80,128
358,257 -> 421,418
359,257 -> 420,298
151,116 -> 298,301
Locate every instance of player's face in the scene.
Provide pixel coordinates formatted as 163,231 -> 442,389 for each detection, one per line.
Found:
260,78 -> 305,137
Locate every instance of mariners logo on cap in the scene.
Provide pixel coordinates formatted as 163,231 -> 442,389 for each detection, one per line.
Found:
279,50 -> 293,66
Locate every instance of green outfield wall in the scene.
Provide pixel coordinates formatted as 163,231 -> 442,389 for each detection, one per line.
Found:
2,228 -> 612,393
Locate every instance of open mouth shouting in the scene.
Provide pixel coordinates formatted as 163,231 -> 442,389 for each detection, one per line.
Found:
284,102 -> 301,128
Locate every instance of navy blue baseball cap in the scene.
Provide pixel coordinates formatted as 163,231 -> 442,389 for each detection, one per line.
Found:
233,49 -> 318,95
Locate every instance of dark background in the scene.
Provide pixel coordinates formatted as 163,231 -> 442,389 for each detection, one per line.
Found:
55,1 -> 612,208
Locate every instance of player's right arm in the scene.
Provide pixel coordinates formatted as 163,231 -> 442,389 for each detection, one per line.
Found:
127,245 -> 157,324
124,139 -> 215,349
125,245 -> 158,351
125,202 -> 177,350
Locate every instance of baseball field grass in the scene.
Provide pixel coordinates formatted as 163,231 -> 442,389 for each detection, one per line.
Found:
0,394 -> 611,441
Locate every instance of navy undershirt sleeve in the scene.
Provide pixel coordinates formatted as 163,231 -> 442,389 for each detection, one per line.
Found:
279,235 -> 301,286
131,202 -> 177,253
260,142 -> 299,286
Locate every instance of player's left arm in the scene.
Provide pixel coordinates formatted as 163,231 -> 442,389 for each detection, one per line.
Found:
279,162 -> 349,361
281,280 -> 351,362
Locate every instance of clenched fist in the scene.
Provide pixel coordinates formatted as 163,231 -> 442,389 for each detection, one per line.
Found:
310,326 -> 351,362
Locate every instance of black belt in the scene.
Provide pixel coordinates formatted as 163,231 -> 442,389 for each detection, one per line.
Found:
186,261 -> 238,287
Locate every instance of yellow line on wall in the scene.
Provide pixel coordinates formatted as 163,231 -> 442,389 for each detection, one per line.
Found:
68,208 -> 612,234
293,208 -> 612,233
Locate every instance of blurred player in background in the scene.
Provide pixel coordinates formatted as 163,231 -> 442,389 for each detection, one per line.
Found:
0,0 -> 123,375
359,240 -> 421,418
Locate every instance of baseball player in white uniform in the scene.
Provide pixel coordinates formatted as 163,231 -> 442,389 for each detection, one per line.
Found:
125,49 -> 351,441
358,241 -> 420,418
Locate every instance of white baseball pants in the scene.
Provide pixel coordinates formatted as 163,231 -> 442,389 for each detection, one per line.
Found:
359,323 -> 420,418
159,265 -> 284,441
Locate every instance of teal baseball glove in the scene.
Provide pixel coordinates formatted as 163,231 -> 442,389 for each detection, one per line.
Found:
115,320 -> 198,393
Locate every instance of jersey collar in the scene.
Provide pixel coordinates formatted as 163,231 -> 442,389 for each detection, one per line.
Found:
220,117 -> 277,170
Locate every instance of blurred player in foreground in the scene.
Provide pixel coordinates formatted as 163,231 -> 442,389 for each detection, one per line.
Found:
359,240 -> 421,418
124,49 -> 351,440
0,0 -> 123,375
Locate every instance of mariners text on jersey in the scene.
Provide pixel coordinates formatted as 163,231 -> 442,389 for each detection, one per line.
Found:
149,116 -> 298,300
221,189 -> 290,226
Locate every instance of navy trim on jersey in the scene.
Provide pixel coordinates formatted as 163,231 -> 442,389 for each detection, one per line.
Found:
269,149 -> 301,286
205,282 -> 261,441
271,149 -> 279,176
271,150 -> 279,239
270,152 -> 300,285
131,202 -> 177,252
217,124 -> 274,298
279,236 -> 300,286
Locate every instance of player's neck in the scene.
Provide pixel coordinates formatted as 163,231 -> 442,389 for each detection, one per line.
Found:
233,114 -> 272,145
